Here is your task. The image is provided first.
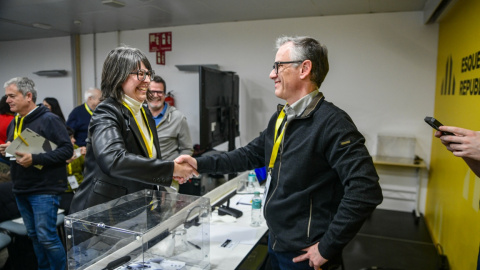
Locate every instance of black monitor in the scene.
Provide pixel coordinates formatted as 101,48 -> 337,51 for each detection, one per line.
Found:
198,66 -> 240,152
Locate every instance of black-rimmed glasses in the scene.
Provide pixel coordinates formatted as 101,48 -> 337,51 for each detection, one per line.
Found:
272,61 -> 304,74
149,90 -> 165,96
130,69 -> 155,81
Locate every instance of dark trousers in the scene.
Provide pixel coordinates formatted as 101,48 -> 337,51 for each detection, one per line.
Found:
15,194 -> 66,270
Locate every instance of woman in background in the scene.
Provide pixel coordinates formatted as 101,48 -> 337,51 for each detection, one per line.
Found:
0,96 -> 14,173
0,95 -> 14,145
43,97 -> 66,123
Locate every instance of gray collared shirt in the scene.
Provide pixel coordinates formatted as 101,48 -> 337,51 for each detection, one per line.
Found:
284,89 -> 320,122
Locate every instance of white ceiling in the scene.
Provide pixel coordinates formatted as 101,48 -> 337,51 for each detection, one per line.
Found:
0,0 -> 431,42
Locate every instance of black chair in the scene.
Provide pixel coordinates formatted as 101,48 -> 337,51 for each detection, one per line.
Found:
0,214 -> 66,270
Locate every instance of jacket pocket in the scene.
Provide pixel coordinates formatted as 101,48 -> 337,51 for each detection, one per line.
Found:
93,180 -> 127,201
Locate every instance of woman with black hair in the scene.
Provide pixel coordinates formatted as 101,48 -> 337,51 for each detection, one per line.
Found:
43,97 -> 66,123
0,96 -> 14,173
69,45 -> 197,213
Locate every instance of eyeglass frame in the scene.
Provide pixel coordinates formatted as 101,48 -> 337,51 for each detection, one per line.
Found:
130,69 -> 155,81
149,90 -> 165,96
272,60 -> 305,75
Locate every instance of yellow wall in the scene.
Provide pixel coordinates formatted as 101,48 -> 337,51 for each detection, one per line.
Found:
426,0 -> 480,268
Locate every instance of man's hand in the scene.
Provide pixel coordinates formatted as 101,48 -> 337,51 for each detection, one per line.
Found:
15,151 -> 33,168
173,159 -> 198,184
0,141 -> 11,156
66,153 -> 77,164
175,155 -> 198,169
437,126 -> 480,160
292,243 -> 328,270
436,125 -> 480,177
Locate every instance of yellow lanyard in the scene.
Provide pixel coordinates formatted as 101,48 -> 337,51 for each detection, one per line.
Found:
268,107 -> 287,171
67,163 -> 72,175
84,103 -> 93,115
14,115 -> 29,146
122,102 -> 154,158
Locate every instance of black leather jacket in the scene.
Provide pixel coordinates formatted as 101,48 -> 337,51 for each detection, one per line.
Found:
70,98 -> 174,213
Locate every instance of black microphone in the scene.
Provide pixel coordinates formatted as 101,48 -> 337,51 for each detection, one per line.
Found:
101,255 -> 131,270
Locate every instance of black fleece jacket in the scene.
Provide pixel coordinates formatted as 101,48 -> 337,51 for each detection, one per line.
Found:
6,106 -> 72,195
196,93 -> 383,260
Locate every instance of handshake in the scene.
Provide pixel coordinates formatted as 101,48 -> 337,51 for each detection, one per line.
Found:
173,155 -> 198,185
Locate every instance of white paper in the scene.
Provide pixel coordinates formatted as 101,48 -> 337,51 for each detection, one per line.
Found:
209,224 -> 258,245
74,148 -> 82,158
235,195 -> 253,206
67,175 -> 79,189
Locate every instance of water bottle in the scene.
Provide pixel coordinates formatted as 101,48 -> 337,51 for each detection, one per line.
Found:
251,191 -> 262,227
247,170 -> 256,193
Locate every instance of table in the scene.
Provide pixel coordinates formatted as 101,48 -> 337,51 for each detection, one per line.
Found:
208,194 -> 268,269
202,172 -> 269,269
372,156 -> 427,220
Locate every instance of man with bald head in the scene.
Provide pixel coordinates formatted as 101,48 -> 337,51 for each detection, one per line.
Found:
66,87 -> 101,146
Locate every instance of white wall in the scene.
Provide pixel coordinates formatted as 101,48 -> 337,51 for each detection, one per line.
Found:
78,12 -> 438,160
0,11 -> 439,212
0,36 -> 75,117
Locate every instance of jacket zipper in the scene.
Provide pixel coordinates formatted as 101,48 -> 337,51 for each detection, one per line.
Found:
307,197 -> 313,240
264,122 -> 288,251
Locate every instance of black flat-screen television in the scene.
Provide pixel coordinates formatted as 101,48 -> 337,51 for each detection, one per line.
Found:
198,66 -> 239,152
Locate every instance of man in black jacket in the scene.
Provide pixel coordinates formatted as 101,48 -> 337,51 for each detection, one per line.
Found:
0,77 -> 72,270
176,36 -> 383,270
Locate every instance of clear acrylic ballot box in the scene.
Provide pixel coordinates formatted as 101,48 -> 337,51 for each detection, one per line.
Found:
64,189 -> 211,270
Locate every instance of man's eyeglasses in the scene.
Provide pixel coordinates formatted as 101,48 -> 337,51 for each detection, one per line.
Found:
149,90 -> 165,96
130,69 -> 155,81
272,61 -> 304,74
